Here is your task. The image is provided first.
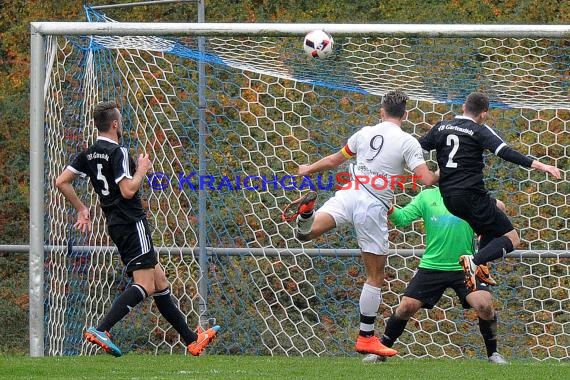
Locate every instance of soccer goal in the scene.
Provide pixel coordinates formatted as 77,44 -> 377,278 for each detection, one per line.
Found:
30,11 -> 569,359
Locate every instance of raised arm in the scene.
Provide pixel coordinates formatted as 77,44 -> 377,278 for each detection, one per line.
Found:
297,151 -> 348,177
118,153 -> 152,199
480,125 -> 561,180
531,160 -> 561,179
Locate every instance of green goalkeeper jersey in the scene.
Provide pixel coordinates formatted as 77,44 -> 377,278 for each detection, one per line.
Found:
389,187 -> 475,271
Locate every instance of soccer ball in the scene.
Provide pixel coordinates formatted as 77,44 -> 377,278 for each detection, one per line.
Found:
303,30 -> 334,59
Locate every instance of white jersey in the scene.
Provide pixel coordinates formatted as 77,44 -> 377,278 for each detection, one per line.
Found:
340,121 -> 425,208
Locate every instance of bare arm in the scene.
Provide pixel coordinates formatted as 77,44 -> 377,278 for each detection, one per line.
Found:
531,160 -> 561,180
298,151 -> 348,176
118,153 -> 152,199
412,163 -> 439,186
55,169 -> 91,233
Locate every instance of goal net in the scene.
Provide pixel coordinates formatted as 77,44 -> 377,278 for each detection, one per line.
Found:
32,10 -> 569,360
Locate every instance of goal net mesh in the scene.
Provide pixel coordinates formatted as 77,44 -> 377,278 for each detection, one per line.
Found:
42,9 -> 569,359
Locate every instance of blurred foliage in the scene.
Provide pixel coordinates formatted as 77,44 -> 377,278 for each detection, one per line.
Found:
0,253 -> 29,354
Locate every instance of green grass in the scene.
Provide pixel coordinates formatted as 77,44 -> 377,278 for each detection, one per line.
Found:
1,354 -> 568,380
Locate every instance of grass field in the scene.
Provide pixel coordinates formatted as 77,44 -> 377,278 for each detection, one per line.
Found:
1,354 -> 568,380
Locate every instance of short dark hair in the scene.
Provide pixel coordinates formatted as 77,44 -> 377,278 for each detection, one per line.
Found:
381,89 -> 408,118
464,92 -> 489,116
93,100 -> 119,133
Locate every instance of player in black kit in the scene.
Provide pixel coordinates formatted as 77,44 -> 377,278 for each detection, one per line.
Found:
419,92 -> 561,291
55,101 -> 219,356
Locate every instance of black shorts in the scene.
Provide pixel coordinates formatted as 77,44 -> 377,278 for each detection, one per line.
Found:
107,219 -> 158,276
404,268 -> 491,309
443,192 -> 513,238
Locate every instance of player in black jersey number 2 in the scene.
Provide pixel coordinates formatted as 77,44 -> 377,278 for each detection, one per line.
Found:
419,92 -> 561,291
56,101 -> 219,356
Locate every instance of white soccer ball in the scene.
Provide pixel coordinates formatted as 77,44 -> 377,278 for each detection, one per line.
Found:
303,30 -> 334,59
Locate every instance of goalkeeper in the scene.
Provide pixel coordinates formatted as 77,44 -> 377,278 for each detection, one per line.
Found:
366,186 -> 508,364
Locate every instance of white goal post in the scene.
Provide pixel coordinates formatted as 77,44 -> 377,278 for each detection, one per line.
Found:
30,21 -> 569,359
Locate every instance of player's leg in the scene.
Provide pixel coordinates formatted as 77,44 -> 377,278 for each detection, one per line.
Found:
350,195 -> 396,355
465,225 -> 517,290
282,190 -> 325,240
475,197 -> 518,264
382,268 -> 447,348
360,252 -> 386,334
469,293 -> 507,363
445,193 -> 516,263
364,268 -> 447,363
95,267 -> 152,331
282,191 -> 318,221
288,190 -> 348,241
84,267 -> 153,357
362,295 -> 421,363
355,252 -> 397,357
459,277 -> 507,364
151,265 -> 220,355
459,194 -> 517,264
380,296 -> 421,346
85,221 -> 157,356
476,228 -> 518,265
478,198 -> 507,250
445,194 -> 516,290
296,211 -> 336,241
474,198 -> 503,285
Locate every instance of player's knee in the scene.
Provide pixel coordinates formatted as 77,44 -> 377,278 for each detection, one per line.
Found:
472,301 -> 494,319
512,235 -> 520,248
500,228 -> 520,251
132,277 -> 154,295
395,302 -> 418,320
506,231 -> 520,249
477,305 -> 495,320
153,267 -> 170,291
134,283 -> 154,298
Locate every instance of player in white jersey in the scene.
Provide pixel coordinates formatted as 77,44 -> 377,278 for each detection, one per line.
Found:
283,89 -> 439,357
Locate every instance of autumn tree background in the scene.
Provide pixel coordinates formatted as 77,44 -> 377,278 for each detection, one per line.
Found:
0,0 -> 568,354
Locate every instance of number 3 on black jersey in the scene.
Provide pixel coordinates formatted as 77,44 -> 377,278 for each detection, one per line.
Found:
445,134 -> 459,168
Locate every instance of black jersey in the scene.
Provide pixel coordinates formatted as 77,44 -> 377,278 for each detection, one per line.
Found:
419,116 -> 506,195
68,137 -> 146,226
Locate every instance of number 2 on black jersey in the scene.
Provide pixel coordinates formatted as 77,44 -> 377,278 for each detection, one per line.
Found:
445,134 -> 459,168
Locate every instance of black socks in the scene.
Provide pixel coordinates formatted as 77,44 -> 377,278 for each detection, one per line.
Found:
473,236 -> 513,265
154,288 -> 197,345
479,314 -> 498,357
380,315 -> 409,348
98,284 -> 147,332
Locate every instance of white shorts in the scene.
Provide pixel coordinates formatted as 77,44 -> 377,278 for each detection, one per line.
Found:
317,189 -> 389,255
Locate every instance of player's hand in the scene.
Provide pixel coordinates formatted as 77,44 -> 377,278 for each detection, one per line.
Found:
74,207 -> 91,234
297,164 -> 311,177
535,162 -> 561,179
543,164 -> 561,179
137,153 -> 152,174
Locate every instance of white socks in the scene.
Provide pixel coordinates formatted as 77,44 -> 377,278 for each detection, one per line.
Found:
296,212 -> 315,235
359,283 -> 382,334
